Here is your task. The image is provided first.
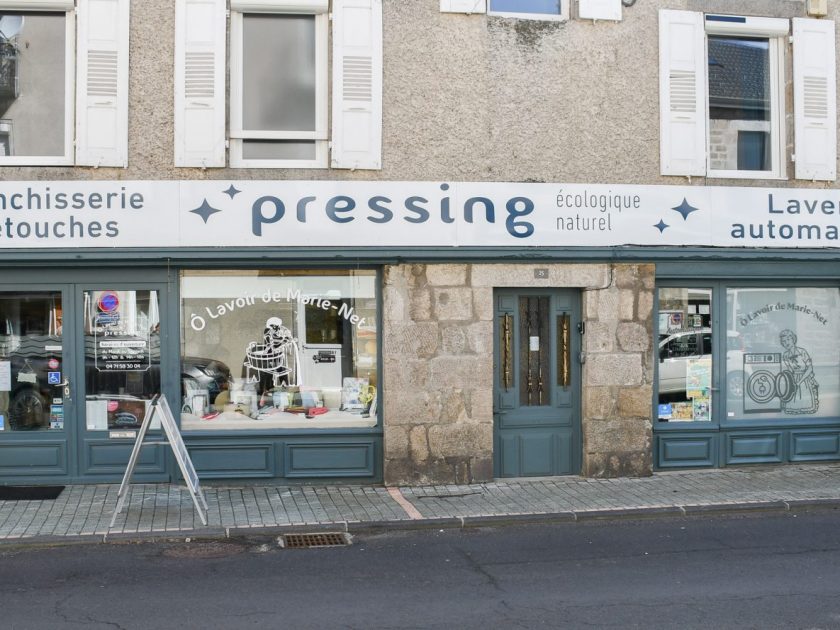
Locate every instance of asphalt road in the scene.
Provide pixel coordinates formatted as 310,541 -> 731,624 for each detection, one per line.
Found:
2,509 -> 840,629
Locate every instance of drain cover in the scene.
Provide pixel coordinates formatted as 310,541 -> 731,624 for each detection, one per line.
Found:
279,532 -> 350,549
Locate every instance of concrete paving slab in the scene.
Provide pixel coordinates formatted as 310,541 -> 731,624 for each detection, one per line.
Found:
1,463 -> 840,543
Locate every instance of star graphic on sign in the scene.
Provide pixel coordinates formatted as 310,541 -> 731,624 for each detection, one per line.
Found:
190,199 -> 222,224
654,219 -> 669,233
671,198 -> 699,221
223,184 -> 241,199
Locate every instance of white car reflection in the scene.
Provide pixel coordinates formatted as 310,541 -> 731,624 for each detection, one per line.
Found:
658,328 -> 744,400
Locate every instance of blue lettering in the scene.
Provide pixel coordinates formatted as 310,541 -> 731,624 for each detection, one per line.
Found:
367,196 -> 394,223
404,196 -> 430,223
252,196 -> 285,236
326,195 -> 356,223
505,197 -> 534,238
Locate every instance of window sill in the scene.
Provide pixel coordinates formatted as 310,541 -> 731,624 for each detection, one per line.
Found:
181,410 -> 377,431
0,156 -> 74,167
706,170 -> 787,181
488,11 -> 568,21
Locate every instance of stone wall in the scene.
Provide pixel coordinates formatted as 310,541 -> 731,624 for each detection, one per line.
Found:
382,263 -> 655,486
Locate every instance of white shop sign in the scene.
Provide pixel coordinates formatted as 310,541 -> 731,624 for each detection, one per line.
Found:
0,181 -> 839,249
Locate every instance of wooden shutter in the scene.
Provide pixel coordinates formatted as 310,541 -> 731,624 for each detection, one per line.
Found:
174,0 -> 226,168
579,0 -> 621,22
659,10 -> 706,176
440,0 -> 485,13
793,18 -> 837,181
331,0 -> 382,170
75,0 -> 129,167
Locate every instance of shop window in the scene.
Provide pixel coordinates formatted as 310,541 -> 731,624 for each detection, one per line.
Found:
659,11 -> 837,181
179,270 -> 378,431
656,288 -> 713,423
0,1 -> 129,167
174,0 -> 382,170
488,0 -> 568,21
725,287 -> 840,420
0,291 -> 62,432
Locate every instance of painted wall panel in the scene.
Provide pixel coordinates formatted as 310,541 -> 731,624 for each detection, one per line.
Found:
726,433 -> 784,464
790,431 -> 840,460
285,442 -> 375,477
658,435 -> 715,467
188,444 -> 274,477
0,441 -> 66,475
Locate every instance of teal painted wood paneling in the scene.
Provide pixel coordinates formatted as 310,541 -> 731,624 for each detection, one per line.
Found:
85,441 -> 164,471
188,444 -> 274,478
657,434 -> 716,468
0,440 -> 67,476
285,442 -> 375,478
726,432 -> 784,464
790,431 -> 840,461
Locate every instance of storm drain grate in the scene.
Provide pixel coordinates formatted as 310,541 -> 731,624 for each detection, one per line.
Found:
279,532 -> 350,549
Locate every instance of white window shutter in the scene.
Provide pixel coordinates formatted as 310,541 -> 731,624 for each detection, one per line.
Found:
75,0 -> 129,167
578,0 -> 621,22
440,0 -> 485,13
793,18 -> 837,181
174,0 -> 226,168
331,0 -> 383,170
659,10 -> 706,176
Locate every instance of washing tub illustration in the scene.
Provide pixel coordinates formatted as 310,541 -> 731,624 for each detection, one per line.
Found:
243,317 -> 301,387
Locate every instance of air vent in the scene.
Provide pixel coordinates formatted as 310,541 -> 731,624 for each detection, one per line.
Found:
87,50 -> 118,97
669,70 -> 696,113
279,532 -> 351,549
343,55 -> 372,102
185,51 -> 215,98
803,76 -> 828,119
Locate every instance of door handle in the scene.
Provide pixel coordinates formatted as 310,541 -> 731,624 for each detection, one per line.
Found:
557,313 -> 570,387
500,313 -> 512,390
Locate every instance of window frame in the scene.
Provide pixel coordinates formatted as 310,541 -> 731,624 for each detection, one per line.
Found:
0,7 -> 75,166
704,15 -> 787,180
487,0 -> 569,22
228,9 -> 329,169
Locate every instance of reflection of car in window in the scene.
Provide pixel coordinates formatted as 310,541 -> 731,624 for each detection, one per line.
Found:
658,328 -> 744,400
3,345 -> 229,430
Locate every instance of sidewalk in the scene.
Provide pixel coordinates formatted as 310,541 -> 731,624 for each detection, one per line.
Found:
2,463 -> 840,543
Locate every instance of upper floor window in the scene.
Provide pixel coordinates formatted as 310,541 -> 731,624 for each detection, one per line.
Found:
488,0 -> 567,21
0,1 -> 129,168
174,0 -> 382,170
659,11 -> 836,181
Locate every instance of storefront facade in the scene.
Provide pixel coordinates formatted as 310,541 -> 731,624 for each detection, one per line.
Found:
2,1 -> 840,486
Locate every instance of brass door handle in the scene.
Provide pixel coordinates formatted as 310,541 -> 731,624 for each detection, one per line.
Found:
500,313 -> 512,389
557,313 -> 570,387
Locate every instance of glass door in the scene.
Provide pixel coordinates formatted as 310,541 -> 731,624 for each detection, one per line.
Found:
0,289 -> 73,479
76,287 -> 168,480
0,291 -> 65,431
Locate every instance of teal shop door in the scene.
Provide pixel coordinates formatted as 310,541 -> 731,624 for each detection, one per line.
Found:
494,290 -> 581,477
0,279 -> 170,484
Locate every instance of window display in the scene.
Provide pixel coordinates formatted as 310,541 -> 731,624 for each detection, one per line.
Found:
180,270 -> 378,430
0,291 -> 63,431
726,287 -> 840,420
657,288 -> 713,422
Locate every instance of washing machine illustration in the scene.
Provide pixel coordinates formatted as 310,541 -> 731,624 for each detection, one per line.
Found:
743,353 -> 796,413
